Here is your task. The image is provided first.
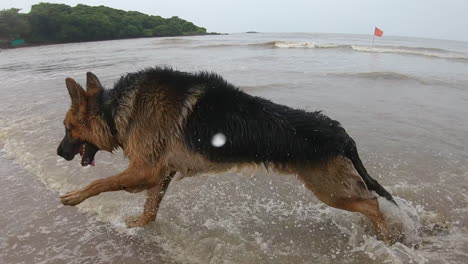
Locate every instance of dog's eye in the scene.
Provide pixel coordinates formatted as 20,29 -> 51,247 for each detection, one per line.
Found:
64,123 -> 74,133
65,126 -> 73,137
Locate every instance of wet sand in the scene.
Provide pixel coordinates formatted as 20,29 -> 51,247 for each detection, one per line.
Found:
0,154 -> 174,264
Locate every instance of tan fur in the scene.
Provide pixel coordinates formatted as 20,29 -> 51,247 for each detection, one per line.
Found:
60,73 -> 393,242
293,156 -> 392,242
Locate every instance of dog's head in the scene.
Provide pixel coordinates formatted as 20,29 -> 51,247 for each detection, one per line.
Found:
57,72 -> 106,166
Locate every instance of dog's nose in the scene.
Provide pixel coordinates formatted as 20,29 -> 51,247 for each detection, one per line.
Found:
57,146 -> 73,160
57,146 -> 63,156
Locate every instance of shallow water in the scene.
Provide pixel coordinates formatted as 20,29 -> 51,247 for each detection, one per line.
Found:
0,33 -> 467,263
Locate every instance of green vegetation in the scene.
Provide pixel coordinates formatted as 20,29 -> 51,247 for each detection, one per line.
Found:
0,3 -> 208,47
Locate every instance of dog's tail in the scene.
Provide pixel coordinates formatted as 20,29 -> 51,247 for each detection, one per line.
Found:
345,140 -> 397,205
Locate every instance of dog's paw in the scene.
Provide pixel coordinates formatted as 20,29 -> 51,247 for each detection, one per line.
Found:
126,215 -> 153,228
60,191 -> 86,206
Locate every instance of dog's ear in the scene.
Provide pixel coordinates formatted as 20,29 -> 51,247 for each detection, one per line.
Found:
86,72 -> 104,96
65,77 -> 87,113
86,72 -> 104,112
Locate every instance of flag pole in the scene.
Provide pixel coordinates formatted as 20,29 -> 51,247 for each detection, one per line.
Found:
372,26 -> 375,47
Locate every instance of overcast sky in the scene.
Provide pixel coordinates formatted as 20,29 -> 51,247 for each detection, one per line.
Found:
2,0 -> 468,41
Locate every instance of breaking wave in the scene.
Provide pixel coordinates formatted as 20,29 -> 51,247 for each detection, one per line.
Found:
263,41 -> 347,49
195,40 -> 468,61
349,45 -> 468,61
270,41 -> 468,60
271,41 -> 468,61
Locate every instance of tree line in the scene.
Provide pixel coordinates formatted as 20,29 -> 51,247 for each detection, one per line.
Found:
0,3 -> 208,47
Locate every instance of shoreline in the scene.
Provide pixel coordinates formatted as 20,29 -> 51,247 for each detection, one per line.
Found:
0,32 -> 227,50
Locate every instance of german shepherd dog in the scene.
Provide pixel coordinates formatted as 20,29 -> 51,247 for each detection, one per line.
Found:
57,67 -> 398,243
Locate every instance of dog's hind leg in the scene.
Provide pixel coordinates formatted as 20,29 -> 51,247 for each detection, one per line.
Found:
60,165 -> 167,206
127,170 -> 176,228
295,156 -> 393,243
335,198 -> 392,242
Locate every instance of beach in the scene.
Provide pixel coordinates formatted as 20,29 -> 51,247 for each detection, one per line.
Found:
0,33 -> 467,263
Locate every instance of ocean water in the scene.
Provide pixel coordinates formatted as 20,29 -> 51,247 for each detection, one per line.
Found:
0,33 -> 467,263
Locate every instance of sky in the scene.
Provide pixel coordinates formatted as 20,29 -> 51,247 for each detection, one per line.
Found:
2,0 -> 468,42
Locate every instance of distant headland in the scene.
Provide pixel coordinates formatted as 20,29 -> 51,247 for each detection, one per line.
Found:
0,3 -> 220,48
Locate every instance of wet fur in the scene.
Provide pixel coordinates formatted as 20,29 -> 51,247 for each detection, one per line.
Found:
58,67 -> 397,242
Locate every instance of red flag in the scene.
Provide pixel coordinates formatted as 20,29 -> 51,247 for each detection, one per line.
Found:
374,27 -> 383,37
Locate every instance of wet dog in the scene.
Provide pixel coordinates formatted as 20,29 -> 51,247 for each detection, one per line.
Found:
57,67 -> 398,242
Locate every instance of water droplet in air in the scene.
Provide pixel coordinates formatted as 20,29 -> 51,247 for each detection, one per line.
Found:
211,133 -> 226,147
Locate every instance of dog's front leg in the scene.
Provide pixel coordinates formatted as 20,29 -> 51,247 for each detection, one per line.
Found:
60,166 -> 154,206
127,170 -> 176,228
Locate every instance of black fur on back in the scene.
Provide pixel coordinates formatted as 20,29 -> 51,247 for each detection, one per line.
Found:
184,74 -> 351,164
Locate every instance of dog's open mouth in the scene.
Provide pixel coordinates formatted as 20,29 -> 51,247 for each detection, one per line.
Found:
78,142 -> 99,166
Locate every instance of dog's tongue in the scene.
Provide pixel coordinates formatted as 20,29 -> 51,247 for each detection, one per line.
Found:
80,142 -> 99,167
79,145 -> 84,156
81,157 -> 96,167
